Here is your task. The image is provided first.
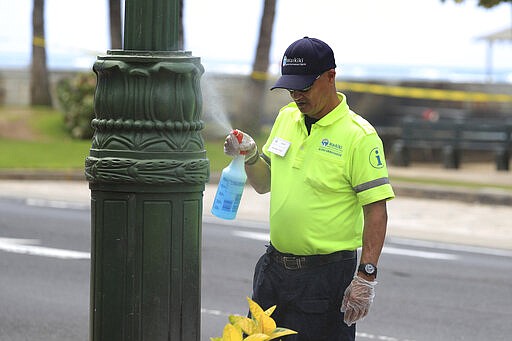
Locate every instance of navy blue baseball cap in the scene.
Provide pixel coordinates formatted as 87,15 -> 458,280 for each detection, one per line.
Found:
271,37 -> 336,91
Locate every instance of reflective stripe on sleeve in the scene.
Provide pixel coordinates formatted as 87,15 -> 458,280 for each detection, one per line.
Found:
353,177 -> 390,193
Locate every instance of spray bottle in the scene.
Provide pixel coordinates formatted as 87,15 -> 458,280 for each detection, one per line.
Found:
211,130 -> 248,220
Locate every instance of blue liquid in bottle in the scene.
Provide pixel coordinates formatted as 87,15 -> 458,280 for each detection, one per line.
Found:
211,155 -> 247,220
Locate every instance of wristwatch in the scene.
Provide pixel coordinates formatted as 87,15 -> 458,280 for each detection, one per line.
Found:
358,263 -> 377,278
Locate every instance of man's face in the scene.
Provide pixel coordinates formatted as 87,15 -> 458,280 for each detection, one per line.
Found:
288,70 -> 335,119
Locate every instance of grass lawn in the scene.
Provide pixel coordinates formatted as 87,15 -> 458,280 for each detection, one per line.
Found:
2,106 -> 510,192
0,106 -> 262,173
0,139 -> 91,169
0,106 -> 91,170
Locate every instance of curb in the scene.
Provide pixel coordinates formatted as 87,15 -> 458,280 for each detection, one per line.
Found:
0,170 -> 86,181
1,170 -> 511,206
393,182 -> 512,206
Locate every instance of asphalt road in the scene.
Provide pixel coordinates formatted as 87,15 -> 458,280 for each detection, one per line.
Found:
0,198 -> 90,341
0,197 -> 511,341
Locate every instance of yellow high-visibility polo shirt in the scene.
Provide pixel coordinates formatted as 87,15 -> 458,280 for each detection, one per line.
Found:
262,92 -> 395,255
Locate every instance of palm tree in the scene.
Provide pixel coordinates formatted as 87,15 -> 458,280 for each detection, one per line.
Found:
30,0 -> 52,106
239,0 -> 277,136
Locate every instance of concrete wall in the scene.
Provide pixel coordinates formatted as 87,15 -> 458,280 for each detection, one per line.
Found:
0,69 -> 78,107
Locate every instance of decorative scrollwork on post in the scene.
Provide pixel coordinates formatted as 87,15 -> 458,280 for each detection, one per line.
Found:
85,156 -> 209,184
89,51 -> 209,186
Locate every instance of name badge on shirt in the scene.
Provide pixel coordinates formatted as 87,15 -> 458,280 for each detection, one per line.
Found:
268,137 -> 291,157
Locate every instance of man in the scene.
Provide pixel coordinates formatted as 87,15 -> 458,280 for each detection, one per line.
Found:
224,37 -> 395,341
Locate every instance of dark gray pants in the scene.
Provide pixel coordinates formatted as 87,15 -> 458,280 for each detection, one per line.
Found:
252,245 -> 357,341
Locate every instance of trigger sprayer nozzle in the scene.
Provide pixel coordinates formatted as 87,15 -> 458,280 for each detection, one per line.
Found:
232,129 -> 243,144
231,129 -> 246,155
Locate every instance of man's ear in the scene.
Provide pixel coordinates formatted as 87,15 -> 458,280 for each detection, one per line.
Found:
327,69 -> 336,83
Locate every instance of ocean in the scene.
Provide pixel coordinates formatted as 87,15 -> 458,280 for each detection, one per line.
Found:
1,51 -> 511,84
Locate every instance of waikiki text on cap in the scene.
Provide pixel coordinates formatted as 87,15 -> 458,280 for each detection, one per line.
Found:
271,36 -> 336,91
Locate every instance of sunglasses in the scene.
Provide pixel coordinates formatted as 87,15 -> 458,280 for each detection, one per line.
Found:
287,74 -> 322,95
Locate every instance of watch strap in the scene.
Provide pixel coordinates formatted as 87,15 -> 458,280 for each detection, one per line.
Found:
358,263 -> 377,278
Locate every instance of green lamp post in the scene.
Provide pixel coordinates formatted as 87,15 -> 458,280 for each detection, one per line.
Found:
85,1 -> 208,340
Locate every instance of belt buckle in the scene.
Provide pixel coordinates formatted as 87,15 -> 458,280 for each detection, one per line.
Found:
282,256 -> 303,270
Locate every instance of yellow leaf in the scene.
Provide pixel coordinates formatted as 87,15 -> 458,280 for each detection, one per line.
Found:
233,316 -> 258,335
264,305 -> 276,317
260,314 -> 277,335
266,327 -> 298,340
221,323 -> 243,341
229,315 -> 245,325
210,338 -> 222,341
244,333 -> 270,341
247,298 -> 277,335
247,297 -> 265,321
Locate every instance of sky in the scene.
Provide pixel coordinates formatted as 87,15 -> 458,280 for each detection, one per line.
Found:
1,0 -> 511,81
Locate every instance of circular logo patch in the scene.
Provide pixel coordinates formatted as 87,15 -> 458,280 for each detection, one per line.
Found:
369,147 -> 384,169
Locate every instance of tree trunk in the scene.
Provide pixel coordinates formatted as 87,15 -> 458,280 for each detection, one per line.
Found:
238,0 -> 276,136
30,0 -> 52,106
109,0 -> 122,49
252,0 -> 276,74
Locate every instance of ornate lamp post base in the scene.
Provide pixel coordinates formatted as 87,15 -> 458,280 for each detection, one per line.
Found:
87,24 -> 208,341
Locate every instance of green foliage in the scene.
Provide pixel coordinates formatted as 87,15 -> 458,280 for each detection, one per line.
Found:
56,72 -> 96,139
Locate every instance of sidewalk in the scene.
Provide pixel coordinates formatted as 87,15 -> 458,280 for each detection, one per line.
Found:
389,163 -> 512,206
0,162 -> 511,251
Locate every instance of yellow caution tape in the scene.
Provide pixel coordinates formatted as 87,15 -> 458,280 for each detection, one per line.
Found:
243,71 -> 512,103
33,36 -> 46,48
336,81 -> 512,103
251,70 -> 269,81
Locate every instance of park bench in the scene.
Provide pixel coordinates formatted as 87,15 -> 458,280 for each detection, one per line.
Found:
391,117 -> 512,171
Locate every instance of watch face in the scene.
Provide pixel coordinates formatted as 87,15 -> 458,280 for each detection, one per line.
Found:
364,264 -> 376,274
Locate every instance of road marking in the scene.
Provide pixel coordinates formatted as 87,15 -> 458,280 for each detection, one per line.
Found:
0,237 -> 90,260
387,237 -> 512,258
203,216 -> 269,230
356,332 -> 416,341
201,308 -> 228,317
383,246 -> 458,260
25,198 -> 89,210
232,230 -> 269,241
232,231 -> 458,260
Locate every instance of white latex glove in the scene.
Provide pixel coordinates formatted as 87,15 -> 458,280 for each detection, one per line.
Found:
223,129 -> 258,162
341,275 -> 377,326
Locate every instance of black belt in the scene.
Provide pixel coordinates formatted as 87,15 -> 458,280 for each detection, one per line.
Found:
267,245 -> 356,270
